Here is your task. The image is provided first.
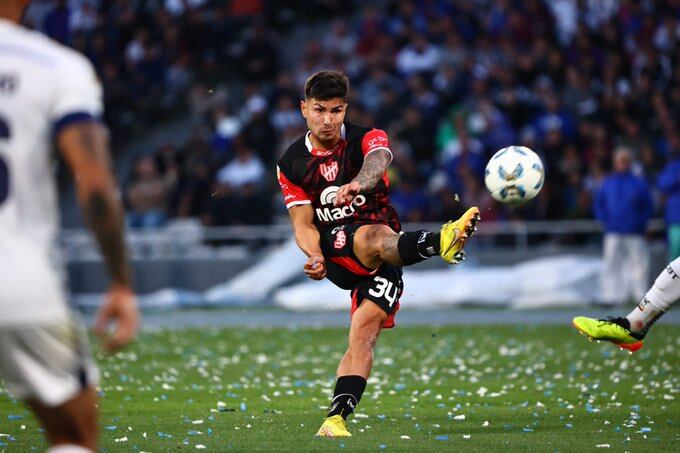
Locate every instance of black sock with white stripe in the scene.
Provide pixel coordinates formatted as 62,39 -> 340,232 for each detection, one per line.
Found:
327,375 -> 367,420
397,230 -> 440,265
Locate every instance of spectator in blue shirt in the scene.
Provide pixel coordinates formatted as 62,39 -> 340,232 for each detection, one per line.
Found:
594,147 -> 654,305
657,148 -> 680,260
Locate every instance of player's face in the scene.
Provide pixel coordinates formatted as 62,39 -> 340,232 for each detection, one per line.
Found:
301,98 -> 347,146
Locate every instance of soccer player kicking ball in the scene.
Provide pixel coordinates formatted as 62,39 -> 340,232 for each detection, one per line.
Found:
277,70 -> 480,437
573,257 -> 679,352
0,1 -> 138,451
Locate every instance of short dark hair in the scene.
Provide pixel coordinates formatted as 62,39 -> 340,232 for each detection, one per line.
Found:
304,70 -> 349,101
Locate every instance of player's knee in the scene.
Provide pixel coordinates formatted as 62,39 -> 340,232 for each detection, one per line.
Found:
49,427 -> 95,450
356,225 -> 395,256
71,422 -> 96,448
50,405 -> 97,448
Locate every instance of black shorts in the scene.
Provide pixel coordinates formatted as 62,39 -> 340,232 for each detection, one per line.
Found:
320,224 -> 403,327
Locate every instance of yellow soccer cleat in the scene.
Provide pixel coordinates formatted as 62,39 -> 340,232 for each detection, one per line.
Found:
572,316 -> 644,353
440,207 -> 481,264
315,415 -> 352,437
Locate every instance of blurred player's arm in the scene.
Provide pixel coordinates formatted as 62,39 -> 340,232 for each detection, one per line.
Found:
288,204 -> 326,280
57,121 -> 139,351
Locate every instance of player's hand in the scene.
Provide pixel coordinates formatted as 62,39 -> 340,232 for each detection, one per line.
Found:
304,255 -> 326,280
93,285 -> 139,352
334,181 -> 361,206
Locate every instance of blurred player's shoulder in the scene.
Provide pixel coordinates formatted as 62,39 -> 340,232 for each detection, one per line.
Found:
0,18 -> 96,76
0,18 -> 102,129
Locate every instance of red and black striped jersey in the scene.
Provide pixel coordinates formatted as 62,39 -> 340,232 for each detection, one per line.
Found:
277,122 -> 401,232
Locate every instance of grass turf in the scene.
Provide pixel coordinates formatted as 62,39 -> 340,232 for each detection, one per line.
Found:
0,324 -> 678,451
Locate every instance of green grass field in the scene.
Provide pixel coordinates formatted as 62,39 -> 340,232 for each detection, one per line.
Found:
1,324 -> 678,451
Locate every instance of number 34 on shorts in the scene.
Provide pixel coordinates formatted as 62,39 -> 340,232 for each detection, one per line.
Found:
368,276 -> 399,307
356,262 -> 403,315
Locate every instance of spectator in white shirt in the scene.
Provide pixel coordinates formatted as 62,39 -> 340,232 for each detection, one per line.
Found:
215,137 -> 265,190
395,33 -> 440,77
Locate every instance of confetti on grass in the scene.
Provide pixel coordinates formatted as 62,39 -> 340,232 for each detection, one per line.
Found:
2,325 -> 678,451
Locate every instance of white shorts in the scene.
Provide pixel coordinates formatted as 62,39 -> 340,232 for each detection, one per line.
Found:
0,318 -> 99,407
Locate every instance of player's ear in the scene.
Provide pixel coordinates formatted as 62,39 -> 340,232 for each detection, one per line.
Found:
300,100 -> 307,119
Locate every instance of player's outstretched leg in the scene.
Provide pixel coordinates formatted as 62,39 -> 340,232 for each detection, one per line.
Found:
573,258 -> 679,352
28,387 -> 98,451
353,207 -> 481,269
316,300 -> 386,437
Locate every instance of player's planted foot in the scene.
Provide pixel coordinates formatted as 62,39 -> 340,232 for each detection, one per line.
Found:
315,415 -> 352,437
440,207 -> 481,264
572,316 -> 644,352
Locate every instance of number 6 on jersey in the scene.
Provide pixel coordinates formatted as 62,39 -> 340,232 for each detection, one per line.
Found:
0,116 -> 10,205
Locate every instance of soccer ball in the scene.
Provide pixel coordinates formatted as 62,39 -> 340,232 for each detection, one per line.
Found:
484,146 -> 544,206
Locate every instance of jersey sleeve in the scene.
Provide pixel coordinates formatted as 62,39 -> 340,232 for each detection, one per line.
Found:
51,52 -> 103,134
361,128 -> 393,161
277,165 -> 311,209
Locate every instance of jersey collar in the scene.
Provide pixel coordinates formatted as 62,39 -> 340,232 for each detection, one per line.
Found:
305,123 -> 346,156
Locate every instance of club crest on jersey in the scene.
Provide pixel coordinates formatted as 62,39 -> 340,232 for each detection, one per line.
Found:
334,230 -> 347,249
319,161 -> 338,182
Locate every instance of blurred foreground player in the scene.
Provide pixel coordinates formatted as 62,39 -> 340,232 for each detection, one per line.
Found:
277,70 -> 480,437
573,258 -> 679,352
0,1 -> 138,451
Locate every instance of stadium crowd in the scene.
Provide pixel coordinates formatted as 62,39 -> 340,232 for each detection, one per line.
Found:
27,0 -> 680,228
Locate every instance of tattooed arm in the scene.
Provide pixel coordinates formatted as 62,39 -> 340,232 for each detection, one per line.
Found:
334,149 -> 392,206
58,121 -> 138,351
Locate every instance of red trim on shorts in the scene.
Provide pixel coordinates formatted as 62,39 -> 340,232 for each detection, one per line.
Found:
350,290 -> 400,329
328,256 -> 374,276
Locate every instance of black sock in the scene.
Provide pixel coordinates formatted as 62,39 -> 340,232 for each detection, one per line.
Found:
397,230 -> 440,265
327,375 -> 367,420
